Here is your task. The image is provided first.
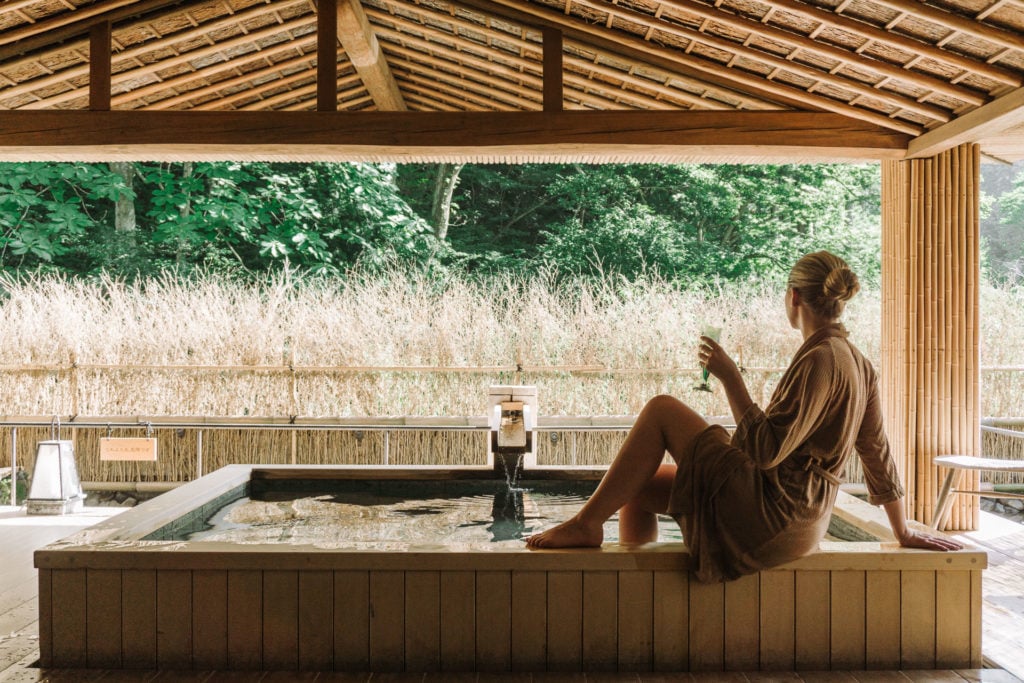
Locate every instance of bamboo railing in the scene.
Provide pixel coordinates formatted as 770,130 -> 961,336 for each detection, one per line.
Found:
881,142 -> 981,531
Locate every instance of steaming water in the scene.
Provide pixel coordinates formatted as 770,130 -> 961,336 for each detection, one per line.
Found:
183,486 -> 684,549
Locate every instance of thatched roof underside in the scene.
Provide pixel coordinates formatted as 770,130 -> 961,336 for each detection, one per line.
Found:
0,0 -> 1022,162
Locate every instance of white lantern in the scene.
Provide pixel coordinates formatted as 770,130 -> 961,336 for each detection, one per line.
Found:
26,440 -> 85,515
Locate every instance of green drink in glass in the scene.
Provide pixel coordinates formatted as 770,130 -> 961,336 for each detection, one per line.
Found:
696,324 -> 722,392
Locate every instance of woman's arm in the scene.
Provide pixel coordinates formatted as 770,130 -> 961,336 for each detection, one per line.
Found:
699,335 -> 752,425
882,499 -> 964,551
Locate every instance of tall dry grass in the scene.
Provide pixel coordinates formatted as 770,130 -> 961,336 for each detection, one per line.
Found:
0,268 -> 893,418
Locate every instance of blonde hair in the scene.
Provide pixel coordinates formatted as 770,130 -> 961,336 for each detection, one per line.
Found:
788,251 -> 860,320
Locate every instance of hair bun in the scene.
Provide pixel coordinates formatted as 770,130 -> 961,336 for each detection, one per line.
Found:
823,267 -> 860,302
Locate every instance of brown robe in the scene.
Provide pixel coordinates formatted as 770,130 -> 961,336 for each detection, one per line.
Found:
667,323 -> 905,583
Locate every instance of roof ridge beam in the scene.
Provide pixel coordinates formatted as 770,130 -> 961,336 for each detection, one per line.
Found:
336,0 -> 406,110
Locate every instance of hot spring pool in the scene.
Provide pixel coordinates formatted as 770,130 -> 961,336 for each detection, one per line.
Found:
36,464 -> 986,673
164,479 -> 684,547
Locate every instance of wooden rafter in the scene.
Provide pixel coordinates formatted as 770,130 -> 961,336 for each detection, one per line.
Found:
907,86 -> 1024,158
336,0 -> 405,110
867,0 -> 1024,55
13,14 -> 317,109
368,1 -> 777,110
457,0 -> 925,135
661,0 -> 986,107
0,110 -> 911,162
743,0 -> 1021,88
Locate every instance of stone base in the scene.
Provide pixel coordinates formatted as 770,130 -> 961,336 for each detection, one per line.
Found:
26,495 -> 86,516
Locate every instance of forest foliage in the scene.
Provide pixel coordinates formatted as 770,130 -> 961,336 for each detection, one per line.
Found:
1,160 -> 1022,285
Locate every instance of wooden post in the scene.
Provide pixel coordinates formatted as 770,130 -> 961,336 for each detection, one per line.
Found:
317,0 -> 338,111
542,27 -> 563,112
881,143 -> 981,530
89,22 -> 111,111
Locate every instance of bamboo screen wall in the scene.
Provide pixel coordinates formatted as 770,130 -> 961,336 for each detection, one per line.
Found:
881,142 -> 981,531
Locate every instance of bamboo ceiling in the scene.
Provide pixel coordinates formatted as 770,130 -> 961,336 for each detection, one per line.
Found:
0,0 -> 1022,162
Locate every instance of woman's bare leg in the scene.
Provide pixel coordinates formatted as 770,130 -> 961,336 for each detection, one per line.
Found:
618,463 -> 676,543
525,394 -> 708,548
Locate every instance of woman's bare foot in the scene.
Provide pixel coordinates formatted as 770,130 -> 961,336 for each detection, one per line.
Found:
524,516 -> 603,548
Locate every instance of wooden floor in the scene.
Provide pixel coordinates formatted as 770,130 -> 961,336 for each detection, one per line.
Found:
0,505 -> 1021,683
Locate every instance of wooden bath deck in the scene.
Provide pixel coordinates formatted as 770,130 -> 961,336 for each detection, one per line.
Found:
0,505 -> 1021,683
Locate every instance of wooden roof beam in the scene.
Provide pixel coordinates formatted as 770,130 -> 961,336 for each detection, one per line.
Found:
868,0 -> 1024,55
661,0 -> 987,107
456,0 -> 924,135
5,3 -> 316,107
564,0 -> 952,124
907,87 -> 1024,158
365,1 -> 775,109
336,0 -> 406,110
0,110 -> 911,162
745,0 -> 1021,87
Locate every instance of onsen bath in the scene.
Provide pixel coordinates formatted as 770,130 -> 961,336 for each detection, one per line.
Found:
35,464 -> 985,673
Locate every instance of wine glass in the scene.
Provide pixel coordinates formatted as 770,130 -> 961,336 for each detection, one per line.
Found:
695,324 -> 722,392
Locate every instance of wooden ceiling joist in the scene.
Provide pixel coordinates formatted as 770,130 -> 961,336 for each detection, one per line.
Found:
0,109 -> 911,162
335,0 -> 405,110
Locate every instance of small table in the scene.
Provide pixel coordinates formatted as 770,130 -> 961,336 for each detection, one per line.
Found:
932,454 -> 1024,530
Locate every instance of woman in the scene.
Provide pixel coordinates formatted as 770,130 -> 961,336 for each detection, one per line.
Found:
525,251 -> 961,582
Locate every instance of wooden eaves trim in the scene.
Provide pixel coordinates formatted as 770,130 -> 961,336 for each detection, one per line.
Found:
907,86 -> 1024,158
0,110 -> 910,162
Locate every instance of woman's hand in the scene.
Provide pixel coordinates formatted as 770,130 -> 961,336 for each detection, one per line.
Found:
896,529 -> 964,551
698,335 -> 741,385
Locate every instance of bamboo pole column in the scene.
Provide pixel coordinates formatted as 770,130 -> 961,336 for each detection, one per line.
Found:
881,143 -> 981,530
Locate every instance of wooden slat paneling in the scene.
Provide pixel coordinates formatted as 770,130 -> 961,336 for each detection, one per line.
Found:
263,570 -> 299,670
51,569 -> 87,668
935,568 -> 971,668
440,571 -> 475,671
830,570 -> 866,670
192,569 -> 227,670
476,570 -> 511,672
299,570 -> 334,670
582,570 -> 617,672
405,571 -> 440,672
652,569 -> 688,672
369,570 -> 405,672
617,570 -> 653,672
723,572 -> 759,671
121,569 -> 156,669
902,569 -> 937,668
87,569 -> 122,668
794,570 -> 830,670
227,570 -> 262,670
335,570 -> 370,670
511,570 -> 547,672
37,568 -> 52,668
546,570 -> 582,671
156,570 -> 191,669
865,569 -> 901,669
688,579 -> 724,670
759,571 -> 795,670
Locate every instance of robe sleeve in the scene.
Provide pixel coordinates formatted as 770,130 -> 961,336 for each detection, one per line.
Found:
854,369 -> 905,505
732,345 -> 837,470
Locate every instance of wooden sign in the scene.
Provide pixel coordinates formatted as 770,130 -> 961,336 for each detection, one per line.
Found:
100,437 -> 158,462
